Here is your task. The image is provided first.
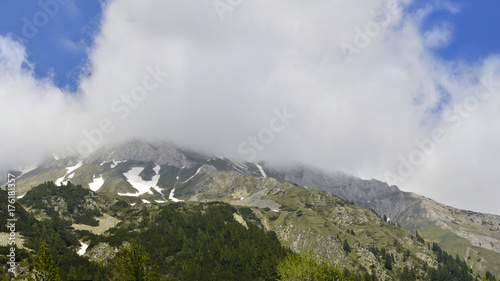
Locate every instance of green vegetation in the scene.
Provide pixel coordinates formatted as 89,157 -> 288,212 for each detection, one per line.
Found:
93,202 -> 290,280
276,251 -> 357,281
20,181 -> 102,226
428,242 -> 475,281
408,220 -> 500,277
108,239 -> 159,281
0,187 -> 104,280
0,184 -> 291,280
28,240 -> 60,281
0,178 -> 498,280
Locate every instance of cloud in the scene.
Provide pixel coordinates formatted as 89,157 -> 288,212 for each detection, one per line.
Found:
423,24 -> 453,48
0,36 -> 87,168
1,0 -> 500,214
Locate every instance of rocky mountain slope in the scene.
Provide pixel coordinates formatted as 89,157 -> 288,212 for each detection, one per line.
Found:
265,165 -> 500,276
2,139 -> 499,277
2,174 -> 480,280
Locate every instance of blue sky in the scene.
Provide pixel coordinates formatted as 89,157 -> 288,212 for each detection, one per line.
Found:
0,0 -> 103,91
0,1 -> 499,91
411,0 -> 500,62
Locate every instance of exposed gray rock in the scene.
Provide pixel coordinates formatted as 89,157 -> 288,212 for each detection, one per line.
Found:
85,139 -> 195,168
264,164 -> 422,220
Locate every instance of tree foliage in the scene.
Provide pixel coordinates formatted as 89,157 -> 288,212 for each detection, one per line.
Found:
276,251 -> 357,281
28,240 -> 60,281
108,239 -> 159,281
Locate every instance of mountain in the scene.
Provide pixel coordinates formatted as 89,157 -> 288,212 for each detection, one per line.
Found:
2,139 -> 499,278
1,174 -> 479,280
265,165 -> 500,276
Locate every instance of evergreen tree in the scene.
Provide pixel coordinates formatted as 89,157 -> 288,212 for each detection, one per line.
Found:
109,239 -> 159,281
343,240 -> 352,253
29,240 -> 60,281
384,252 -> 393,270
415,231 -> 425,244
485,271 -> 497,281
276,251 -> 356,281
67,266 -> 77,280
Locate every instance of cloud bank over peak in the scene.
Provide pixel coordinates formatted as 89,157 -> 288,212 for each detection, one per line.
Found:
1,0 -> 500,214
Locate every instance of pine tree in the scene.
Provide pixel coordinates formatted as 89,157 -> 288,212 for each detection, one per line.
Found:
108,239 -> 159,281
415,231 -> 425,244
276,251 -> 356,281
29,240 -> 60,281
384,252 -> 393,270
67,266 -> 77,280
343,240 -> 352,253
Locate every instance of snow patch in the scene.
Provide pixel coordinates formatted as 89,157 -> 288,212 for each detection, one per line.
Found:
18,164 -> 37,177
110,160 -> 124,169
184,167 -> 201,182
55,162 -> 82,186
89,176 -> 104,192
234,167 -> 245,174
256,164 -> 267,178
77,242 -> 88,256
228,158 -> 247,170
130,203 -> 136,206
155,200 -> 166,203
142,199 -> 151,204
169,188 -> 183,202
52,154 -> 60,160
17,194 -> 25,199
153,165 -> 161,174
118,192 -> 141,197
119,165 -> 161,197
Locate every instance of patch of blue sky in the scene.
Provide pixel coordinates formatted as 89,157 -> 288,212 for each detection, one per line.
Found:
0,0 -> 104,92
409,0 -> 500,62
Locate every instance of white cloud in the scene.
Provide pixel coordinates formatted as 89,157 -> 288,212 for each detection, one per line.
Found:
0,36 -> 88,168
423,24 -> 453,48
1,0 -> 500,214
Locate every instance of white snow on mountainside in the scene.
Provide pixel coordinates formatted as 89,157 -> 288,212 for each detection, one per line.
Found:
55,162 -> 82,186
77,242 -> 88,256
117,165 -> 161,196
88,176 -> 105,192
169,188 -> 183,202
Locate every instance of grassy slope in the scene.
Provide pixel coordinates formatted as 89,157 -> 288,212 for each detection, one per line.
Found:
176,171 -> 439,279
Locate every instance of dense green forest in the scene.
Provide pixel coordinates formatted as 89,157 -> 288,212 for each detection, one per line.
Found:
0,182 -> 498,280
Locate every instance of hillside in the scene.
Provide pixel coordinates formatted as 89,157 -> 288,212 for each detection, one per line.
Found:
1,176 -> 492,280
2,139 -> 500,278
265,165 -> 500,276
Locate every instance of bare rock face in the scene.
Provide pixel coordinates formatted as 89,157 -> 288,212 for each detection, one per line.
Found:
85,139 -> 195,168
264,165 -> 423,220
263,163 -> 500,276
86,242 -> 117,265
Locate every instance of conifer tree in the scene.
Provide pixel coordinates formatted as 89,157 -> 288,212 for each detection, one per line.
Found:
29,240 -> 60,281
108,239 -> 159,281
343,239 -> 352,253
